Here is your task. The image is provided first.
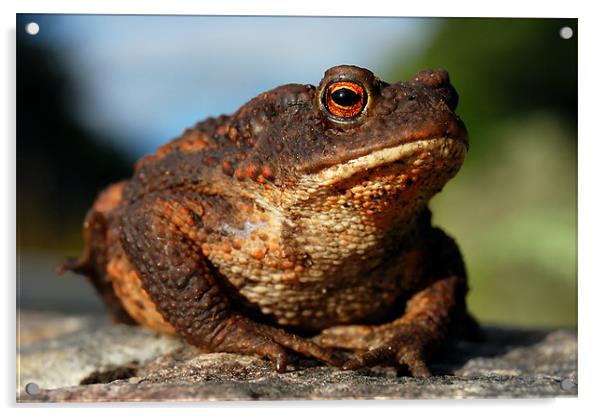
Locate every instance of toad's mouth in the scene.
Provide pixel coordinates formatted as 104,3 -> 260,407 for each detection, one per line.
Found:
300,137 -> 467,187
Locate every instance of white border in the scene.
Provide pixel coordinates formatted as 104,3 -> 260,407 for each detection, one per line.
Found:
8,0 -> 580,17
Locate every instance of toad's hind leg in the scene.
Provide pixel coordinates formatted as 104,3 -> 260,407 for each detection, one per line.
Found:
314,228 -> 472,376
120,192 -> 342,372
57,181 -> 136,325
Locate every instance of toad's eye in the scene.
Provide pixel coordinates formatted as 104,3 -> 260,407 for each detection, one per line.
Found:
322,81 -> 367,120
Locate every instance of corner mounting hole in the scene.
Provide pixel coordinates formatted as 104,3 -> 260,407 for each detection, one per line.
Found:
560,378 -> 576,391
25,382 -> 40,395
559,26 -> 573,39
25,22 -> 40,35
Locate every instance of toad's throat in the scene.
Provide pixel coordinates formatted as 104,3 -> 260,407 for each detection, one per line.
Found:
301,137 -> 466,187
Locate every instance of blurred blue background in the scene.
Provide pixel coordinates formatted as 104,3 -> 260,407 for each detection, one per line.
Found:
24,15 -> 434,155
17,15 -> 577,328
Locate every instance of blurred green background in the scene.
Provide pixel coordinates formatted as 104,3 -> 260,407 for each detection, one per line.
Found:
17,17 -> 576,328
390,18 -> 577,327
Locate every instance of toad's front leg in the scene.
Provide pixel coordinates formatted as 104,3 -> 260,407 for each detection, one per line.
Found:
314,229 -> 470,376
120,192 -> 341,372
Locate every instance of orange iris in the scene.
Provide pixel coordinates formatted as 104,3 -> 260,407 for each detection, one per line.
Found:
324,81 -> 366,119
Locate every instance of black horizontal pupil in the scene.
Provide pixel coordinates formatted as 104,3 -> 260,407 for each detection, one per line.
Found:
331,88 -> 360,107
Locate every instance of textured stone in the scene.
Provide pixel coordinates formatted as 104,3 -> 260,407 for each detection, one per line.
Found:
16,311 -> 577,402
17,311 -> 182,392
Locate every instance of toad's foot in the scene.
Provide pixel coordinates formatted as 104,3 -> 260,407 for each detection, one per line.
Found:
314,274 -> 468,376
218,315 -> 344,372
314,323 -> 433,376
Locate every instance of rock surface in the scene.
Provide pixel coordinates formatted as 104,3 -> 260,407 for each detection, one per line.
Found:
17,311 -> 577,402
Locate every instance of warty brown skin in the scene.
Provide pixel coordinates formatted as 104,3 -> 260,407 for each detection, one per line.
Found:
60,65 -> 474,375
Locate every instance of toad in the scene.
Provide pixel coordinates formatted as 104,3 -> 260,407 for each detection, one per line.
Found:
60,65 -> 475,376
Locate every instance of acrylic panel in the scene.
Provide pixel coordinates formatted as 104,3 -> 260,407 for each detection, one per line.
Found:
16,14 -> 577,402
